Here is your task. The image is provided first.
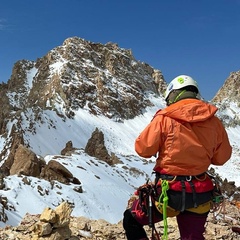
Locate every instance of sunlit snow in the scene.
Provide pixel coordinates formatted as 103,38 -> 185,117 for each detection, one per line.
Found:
0,50 -> 239,228
0,94 -> 239,228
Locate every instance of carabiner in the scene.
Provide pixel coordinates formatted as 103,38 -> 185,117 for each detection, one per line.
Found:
186,176 -> 192,182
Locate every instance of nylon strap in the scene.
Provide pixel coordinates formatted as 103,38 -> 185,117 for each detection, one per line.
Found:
180,180 -> 186,212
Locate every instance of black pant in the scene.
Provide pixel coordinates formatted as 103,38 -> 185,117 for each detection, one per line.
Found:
123,209 -> 148,240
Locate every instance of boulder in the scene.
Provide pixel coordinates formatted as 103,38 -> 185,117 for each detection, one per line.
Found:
10,144 -> 43,177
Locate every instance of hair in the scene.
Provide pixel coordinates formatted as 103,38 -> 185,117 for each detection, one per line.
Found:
183,85 -> 199,94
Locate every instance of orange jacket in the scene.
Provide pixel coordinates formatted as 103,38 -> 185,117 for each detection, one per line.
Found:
135,99 -> 232,176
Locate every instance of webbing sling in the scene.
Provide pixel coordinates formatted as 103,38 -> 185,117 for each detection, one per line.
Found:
180,180 -> 186,212
189,180 -> 198,208
158,180 -> 169,240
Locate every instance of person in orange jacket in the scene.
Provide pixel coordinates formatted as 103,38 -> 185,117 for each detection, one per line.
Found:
123,75 -> 232,240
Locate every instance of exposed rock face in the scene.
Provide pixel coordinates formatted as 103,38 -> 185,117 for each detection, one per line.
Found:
60,141 -> 76,156
1,141 -> 81,185
85,128 -> 122,165
0,201 -> 239,240
0,36 -> 166,173
1,142 -> 81,185
0,83 -> 11,135
0,37 -> 166,124
10,144 -> 43,177
211,71 -> 240,127
212,71 -> 240,103
0,130 -> 25,176
85,128 -> 111,163
0,173 -> 5,190
40,160 -> 80,185
0,197 -> 9,224
16,202 -> 72,239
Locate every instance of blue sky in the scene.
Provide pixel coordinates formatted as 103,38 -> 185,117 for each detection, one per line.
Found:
1,0 -> 240,100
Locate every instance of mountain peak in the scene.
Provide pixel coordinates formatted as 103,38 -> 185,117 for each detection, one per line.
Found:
212,71 -> 240,103
3,36 -> 166,121
0,36 -> 239,230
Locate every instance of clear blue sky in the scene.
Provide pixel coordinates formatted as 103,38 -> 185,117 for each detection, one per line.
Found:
1,0 -> 240,100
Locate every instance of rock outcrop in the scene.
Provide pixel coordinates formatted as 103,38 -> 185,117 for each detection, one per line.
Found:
10,144 -> 43,177
212,71 -> 240,103
61,141 -> 77,156
85,128 -> 111,162
211,71 -> 240,127
85,128 -> 122,165
0,201 -> 239,240
39,159 -> 80,185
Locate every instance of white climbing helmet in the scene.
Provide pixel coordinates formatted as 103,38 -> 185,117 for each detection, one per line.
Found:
164,75 -> 199,100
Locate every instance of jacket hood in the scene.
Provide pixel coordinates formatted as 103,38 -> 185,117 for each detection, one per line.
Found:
160,99 -> 218,122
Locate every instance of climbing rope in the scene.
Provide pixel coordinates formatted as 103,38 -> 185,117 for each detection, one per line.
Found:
157,180 -> 169,240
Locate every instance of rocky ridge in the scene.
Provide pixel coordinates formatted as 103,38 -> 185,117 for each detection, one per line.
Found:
0,36 -> 240,237
0,37 -> 166,123
0,200 -> 239,240
212,71 -> 240,127
212,71 -> 240,103
0,36 -> 166,176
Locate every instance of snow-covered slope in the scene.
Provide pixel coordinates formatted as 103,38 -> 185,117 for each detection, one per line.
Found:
0,95 -> 164,227
0,37 -> 239,228
1,94 -> 240,228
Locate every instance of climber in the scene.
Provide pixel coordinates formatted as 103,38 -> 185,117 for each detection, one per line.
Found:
123,75 -> 232,240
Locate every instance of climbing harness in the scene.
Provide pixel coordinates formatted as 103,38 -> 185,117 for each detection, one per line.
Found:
155,172 -> 208,212
133,171 -> 221,240
154,171 -> 213,239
